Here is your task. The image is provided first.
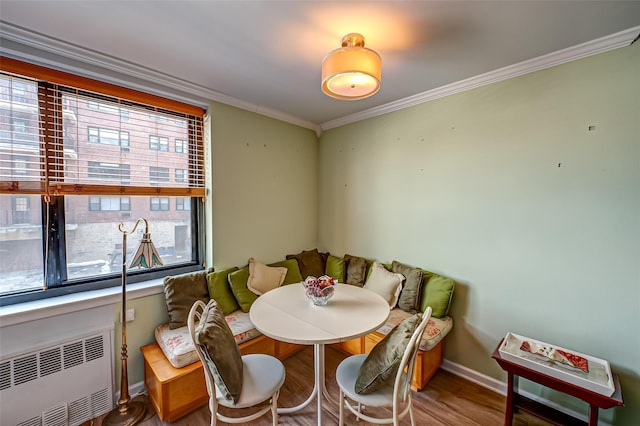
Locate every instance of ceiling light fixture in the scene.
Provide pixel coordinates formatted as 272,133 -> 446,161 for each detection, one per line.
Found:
321,33 -> 381,100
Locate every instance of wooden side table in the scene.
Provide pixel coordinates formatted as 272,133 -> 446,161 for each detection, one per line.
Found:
492,339 -> 623,426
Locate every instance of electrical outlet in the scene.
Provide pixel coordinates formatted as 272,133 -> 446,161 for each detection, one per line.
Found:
126,308 -> 135,322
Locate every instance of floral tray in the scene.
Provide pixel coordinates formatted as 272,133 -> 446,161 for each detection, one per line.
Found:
498,332 -> 614,396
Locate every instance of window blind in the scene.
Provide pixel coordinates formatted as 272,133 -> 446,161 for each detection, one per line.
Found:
1,57 -> 205,197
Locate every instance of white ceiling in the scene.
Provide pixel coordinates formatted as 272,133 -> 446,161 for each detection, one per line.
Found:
1,1 -> 639,131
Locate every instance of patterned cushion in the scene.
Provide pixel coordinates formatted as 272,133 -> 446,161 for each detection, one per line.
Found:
155,310 -> 263,368
376,308 -> 453,351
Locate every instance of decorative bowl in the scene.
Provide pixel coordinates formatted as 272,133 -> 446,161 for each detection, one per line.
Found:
303,275 -> 336,306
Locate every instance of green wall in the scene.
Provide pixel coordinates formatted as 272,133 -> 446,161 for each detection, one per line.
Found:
318,42 -> 639,424
120,103 -> 318,386
207,102 -> 319,268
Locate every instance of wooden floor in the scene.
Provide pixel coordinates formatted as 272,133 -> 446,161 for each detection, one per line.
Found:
92,346 -> 551,425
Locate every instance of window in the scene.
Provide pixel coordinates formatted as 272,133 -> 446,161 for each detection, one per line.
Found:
89,196 -> 130,211
12,155 -> 29,175
88,161 -> 131,184
0,59 -> 205,304
150,197 -> 169,211
11,195 -> 31,224
175,139 -> 186,153
150,166 -> 170,183
175,168 -> 187,183
149,135 -> 169,152
88,126 -> 130,150
176,197 -> 191,211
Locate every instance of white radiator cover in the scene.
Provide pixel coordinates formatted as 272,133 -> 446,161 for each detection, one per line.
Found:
0,305 -> 114,426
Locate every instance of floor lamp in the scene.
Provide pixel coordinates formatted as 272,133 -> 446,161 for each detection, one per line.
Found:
104,218 -> 163,426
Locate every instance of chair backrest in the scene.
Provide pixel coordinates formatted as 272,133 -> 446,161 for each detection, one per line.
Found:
393,306 -> 432,403
187,300 -> 219,406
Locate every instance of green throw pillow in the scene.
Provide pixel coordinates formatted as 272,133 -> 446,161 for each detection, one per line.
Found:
195,300 -> 243,403
228,266 -> 258,312
355,314 -> 421,394
206,267 -> 240,315
325,255 -> 345,282
269,259 -> 303,285
419,273 -> 455,318
392,261 -> 424,314
163,269 -> 210,329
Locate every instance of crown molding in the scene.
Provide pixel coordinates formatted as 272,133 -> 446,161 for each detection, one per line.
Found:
0,22 -> 320,134
2,22 -> 636,137
320,25 -> 640,132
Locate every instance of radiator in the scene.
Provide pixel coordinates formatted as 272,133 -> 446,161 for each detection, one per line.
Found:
0,306 -> 114,426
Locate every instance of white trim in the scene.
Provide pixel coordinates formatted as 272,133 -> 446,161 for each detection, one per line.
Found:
0,278 -> 164,327
320,25 -> 640,131
1,23 -> 637,136
440,359 -> 613,426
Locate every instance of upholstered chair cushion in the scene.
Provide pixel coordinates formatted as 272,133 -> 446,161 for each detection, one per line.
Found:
355,314 -> 421,394
164,269 -> 210,329
207,267 -> 240,315
195,300 -> 243,403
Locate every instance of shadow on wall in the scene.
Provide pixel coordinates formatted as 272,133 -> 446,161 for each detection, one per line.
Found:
444,280 -> 507,378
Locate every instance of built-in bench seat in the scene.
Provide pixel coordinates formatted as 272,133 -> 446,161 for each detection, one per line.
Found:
142,250 -> 455,422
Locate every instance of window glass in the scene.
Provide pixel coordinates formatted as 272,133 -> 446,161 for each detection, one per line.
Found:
0,194 -> 44,295
65,195 -> 192,280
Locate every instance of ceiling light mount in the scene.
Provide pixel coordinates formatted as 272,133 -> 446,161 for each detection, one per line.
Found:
322,33 -> 381,100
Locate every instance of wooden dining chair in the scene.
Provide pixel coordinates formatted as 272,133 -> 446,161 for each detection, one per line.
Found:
187,300 -> 285,426
335,307 -> 433,425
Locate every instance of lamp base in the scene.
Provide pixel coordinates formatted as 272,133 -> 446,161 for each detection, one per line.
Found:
102,399 -> 149,426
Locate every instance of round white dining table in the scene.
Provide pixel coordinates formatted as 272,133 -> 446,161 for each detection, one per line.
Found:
249,283 -> 390,425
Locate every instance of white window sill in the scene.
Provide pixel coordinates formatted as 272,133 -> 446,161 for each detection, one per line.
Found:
0,279 -> 164,327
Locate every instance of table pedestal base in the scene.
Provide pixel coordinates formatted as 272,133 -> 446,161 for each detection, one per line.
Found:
277,343 -> 335,426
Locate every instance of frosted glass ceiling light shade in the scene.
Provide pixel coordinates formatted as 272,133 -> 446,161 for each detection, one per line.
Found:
322,33 -> 381,100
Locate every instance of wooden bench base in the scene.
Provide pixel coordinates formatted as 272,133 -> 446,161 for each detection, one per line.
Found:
141,335 -> 302,422
332,331 -> 444,390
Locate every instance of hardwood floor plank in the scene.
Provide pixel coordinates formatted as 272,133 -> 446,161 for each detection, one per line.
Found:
92,346 -> 552,425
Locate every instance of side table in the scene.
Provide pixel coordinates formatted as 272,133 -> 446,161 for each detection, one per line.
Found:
492,339 -> 623,426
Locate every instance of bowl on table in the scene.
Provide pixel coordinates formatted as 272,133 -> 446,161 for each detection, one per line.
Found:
303,275 -> 336,306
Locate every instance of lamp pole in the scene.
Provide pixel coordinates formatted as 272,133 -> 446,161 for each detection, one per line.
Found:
104,218 -> 162,426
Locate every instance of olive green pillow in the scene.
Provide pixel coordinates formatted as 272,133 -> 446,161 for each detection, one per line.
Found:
269,259 -> 303,285
344,254 -> 368,286
419,273 -> 455,318
392,261 -> 424,314
228,266 -> 258,312
286,248 -> 325,279
206,267 -> 240,315
195,300 -> 243,403
355,314 -> 421,394
325,255 -> 345,282
163,269 -> 210,329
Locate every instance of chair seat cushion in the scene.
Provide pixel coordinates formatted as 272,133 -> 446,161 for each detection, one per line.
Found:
217,354 -> 286,408
376,308 -> 453,351
155,310 -> 263,368
336,354 -> 394,407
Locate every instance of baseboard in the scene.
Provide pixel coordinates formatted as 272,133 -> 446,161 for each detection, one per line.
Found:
114,380 -> 147,402
440,359 -> 612,426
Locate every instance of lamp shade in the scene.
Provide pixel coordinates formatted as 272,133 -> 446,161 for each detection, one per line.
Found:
129,232 -> 163,269
322,33 -> 381,100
